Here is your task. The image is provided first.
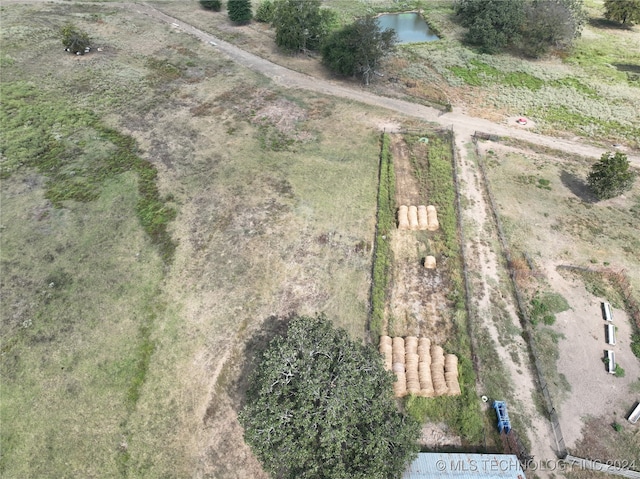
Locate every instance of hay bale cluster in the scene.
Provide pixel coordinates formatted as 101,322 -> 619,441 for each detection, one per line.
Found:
397,205 -> 439,231
379,335 -> 460,398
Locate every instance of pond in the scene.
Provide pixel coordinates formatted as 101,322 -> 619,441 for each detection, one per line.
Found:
376,12 -> 439,44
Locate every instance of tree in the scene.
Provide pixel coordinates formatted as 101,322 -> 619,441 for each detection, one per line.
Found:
239,314 -> 420,479
60,24 -> 91,55
604,0 -> 640,24
455,0 -> 585,55
228,0 -> 252,24
255,0 -> 276,23
272,0 -> 336,52
321,16 -> 397,85
200,0 -> 222,12
587,151 -> 635,200
520,1 -> 578,57
455,0 -> 525,53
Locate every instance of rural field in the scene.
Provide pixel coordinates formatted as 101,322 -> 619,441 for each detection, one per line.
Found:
1,0 -> 639,478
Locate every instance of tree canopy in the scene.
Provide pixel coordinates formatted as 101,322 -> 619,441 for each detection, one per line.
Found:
455,0 -> 585,56
604,0 -> 640,24
271,0 -> 336,52
239,314 -> 420,479
321,16 -> 397,85
587,151 -> 635,200
228,0 -> 252,24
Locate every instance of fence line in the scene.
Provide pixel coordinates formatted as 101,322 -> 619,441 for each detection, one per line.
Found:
472,132 -> 568,458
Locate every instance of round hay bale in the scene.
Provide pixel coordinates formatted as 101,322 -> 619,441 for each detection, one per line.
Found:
404,336 -> 418,353
407,381 -> 421,394
418,361 -> 431,372
424,255 -> 436,269
405,352 -> 419,363
418,337 -> 431,349
445,371 -> 458,382
431,345 -> 445,363
392,362 -> 405,373
433,379 -> 448,396
420,388 -> 435,398
393,372 -> 407,397
427,205 -> 439,231
408,205 -> 419,230
398,205 -> 409,230
380,335 -> 392,347
392,336 -> 405,350
417,205 -> 428,230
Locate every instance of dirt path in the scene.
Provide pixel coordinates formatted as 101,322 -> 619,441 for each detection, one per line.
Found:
456,135 -> 557,472
129,2 -> 640,168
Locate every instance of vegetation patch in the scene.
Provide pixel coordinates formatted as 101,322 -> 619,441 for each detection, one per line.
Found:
0,82 -> 177,263
370,133 -> 395,340
529,291 -> 570,326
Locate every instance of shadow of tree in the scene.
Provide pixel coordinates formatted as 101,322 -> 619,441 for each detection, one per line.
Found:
203,313 -> 295,425
560,170 -> 598,203
587,17 -> 635,30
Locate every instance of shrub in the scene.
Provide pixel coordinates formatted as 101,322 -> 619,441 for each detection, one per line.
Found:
255,0 -> 275,23
200,0 -> 222,11
228,0 -> 252,24
60,24 -> 91,54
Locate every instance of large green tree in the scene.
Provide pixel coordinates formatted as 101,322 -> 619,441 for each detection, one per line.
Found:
587,151 -> 635,200
271,0 -> 336,52
239,314 -> 420,479
455,0 -> 584,55
321,16 -> 397,85
228,0 -> 252,24
456,0 -> 525,53
520,1 -> 578,57
604,0 -> 640,24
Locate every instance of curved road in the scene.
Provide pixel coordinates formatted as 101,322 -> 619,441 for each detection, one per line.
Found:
130,2 -> 640,166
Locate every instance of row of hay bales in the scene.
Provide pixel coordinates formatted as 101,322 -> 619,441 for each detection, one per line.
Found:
379,336 -> 461,398
397,205 -> 439,231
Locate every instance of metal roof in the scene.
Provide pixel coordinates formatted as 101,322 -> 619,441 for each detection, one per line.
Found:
403,453 -> 525,479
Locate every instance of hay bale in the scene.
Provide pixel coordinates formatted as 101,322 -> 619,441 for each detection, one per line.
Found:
393,372 -> 407,397
408,205 -> 419,230
404,336 -> 418,354
398,205 -> 409,230
405,352 -> 419,364
392,362 -> 405,374
417,338 -> 431,361
445,371 -> 458,382
418,205 -> 428,230
407,380 -> 421,395
392,337 -> 405,363
431,345 -> 445,365
420,387 -> 435,398
444,354 -> 458,373
427,205 -> 439,231
379,335 -> 392,347
424,255 -> 436,269
433,377 -> 448,396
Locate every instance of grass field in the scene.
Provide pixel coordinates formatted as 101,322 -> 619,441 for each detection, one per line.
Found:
3,0 -> 640,476
0,3 -> 388,477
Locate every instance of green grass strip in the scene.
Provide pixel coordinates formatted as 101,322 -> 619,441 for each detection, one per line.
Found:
370,133 -> 396,340
0,82 -> 176,263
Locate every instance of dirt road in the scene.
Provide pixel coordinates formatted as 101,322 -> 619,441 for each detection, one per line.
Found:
131,2 -> 640,167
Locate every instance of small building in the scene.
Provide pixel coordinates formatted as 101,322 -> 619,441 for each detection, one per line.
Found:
403,453 -> 525,479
